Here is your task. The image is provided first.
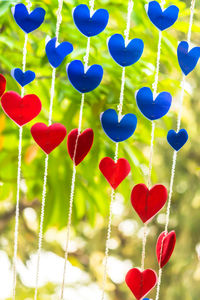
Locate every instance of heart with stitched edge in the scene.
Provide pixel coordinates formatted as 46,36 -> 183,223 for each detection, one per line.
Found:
108,34 -> 144,67
156,231 -> 176,268
11,68 -> 35,87
167,129 -> 188,151
73,4 -> 109,37
1,91 -> 42,127
177,41 -> 200,76
147,1 -> 179,31
31,123 -> 67,154
125,268 -> 158,300
67,128 -> 94,166
131,183 -> 168,223
12,3 -> 45,34
0,74 -> 6,97
99,157 -> 131,189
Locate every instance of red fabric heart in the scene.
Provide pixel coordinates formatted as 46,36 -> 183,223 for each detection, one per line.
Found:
125,268 -> 157,300
67,128 -> 94,165
1,91 -> 41,126
156,230 -> 176,268
0,74 -> 6,97
31,123 -> 67,154
99,157 -> 131,189
131,183 -> 168,223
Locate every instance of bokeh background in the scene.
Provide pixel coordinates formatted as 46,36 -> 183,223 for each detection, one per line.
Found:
0,0 -> 200,299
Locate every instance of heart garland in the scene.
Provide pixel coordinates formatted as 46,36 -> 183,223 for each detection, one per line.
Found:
177,41 -> 200,76
11,68 -> 35,87
167,129 -> 188,151
0,74 -> 6,97
156,231 -> 176,268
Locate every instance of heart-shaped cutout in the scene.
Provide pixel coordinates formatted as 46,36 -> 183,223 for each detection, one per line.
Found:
67,60 -> 103,93
31,123 -> 67,154
125,268 -> 157,300
45,37 -> 73,68
108,34 -> 144,67
73,4 -> 109,37
67,128 -> 94,165
131,183 -> 168,223
99,157 -> 131,189
1,91 -> 42,127
167,129 -> 188,151
156,231 -> 176,268
136,87 -> 172,120
147,1 -> 179,31
13,3 -> 45,34
177,41 -> 200,76
100,109 -> 137,142
11,68 -> 35,87
0,74 -> 6,97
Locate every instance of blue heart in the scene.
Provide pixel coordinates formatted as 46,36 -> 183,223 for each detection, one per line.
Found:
177,41 -> 200,76
147,1 -> 179,31
67,60 -> 103,93
45,38 -> 73,68
167,129 -> 188,151
13,3 -> 45,34
73,4 -> 109,37
100,109 -> 137,142
136,87 -> 172,120
11,68 -> 35,87
108,34 -> 144,67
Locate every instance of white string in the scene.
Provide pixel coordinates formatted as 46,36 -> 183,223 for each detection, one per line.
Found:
141,223 -> 148,271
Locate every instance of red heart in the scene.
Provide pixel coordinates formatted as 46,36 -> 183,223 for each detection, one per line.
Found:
31,123 -> 67,154
156,230 -> 176,268
99,157 -> 131,189
67,128 -> 94,166
0,74 -> 6,97
131,183 -> 168,223
125,268 -> 157,300
1,91 -> 42,126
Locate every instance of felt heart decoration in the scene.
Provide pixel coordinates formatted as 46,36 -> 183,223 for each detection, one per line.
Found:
0,74 -> 6,97
131,183 -> 168,223
125,268 -> 158,300
73,4 -> 109,37
100,109 -> 137,142
108,34 -> 144,67
99,157 -> 131,189
136,87 -> 172,120
177,41 -> 200,76
13,3 -> 45,34
67,60 -> 103,93
11,68 -> 35,87
1,91 -> 42,127
67,128 -> 94,165
156,231 -> 176,268
147,1 -> 179,31
45,37 -> 73,68
167,129 -> 188,151
31,123 -> 67,154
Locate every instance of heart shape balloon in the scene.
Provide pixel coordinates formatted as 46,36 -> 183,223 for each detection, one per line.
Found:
147,1 -> 179,31
99,157 -> 131,189
12,3 -> 45,34
125,268 -> 157,300
108,34 -> 144,67
100,109 -> 137,142
131,183 -> 168,223
156,231 -> 176,268
67,128 -> 94,165
1,91 -> 42,127
67,60 -> 103,93
31,123 -> 67,154
11,68 -> 35,87
167,129 -> 188,151
45,37 -> 73,68
73,4 -> 109,37
177,41 -> 200,76
136,87 -> 172,120
0,74 -> 6,97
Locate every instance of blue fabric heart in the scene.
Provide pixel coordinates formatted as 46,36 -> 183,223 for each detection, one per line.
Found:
13,3 -> 45,34
147,1 -> 179,31
108,34 -> 144,67
45,38 -> 73,68
167,129 -> 188,151
73,4 -> 109,37
177,41 -> 200,76
100,109 -> 137,142
136,87 -> 172,120
67,60 -> 103,93
11,68 -> 35,87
